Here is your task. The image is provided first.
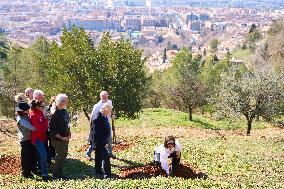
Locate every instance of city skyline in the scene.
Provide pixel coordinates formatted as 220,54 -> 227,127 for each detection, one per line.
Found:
4,0 -> 284,9
1,0 -> 283,55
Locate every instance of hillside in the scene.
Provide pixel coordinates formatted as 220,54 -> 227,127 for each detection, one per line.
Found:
0,108 -> 283,188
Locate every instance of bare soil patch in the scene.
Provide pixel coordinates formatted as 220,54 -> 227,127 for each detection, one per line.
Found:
0,155 -> 21,175
120,162 -> 204,179
112,141 -> 135,153
78,140 -> 135,153
0,119 -> 17,140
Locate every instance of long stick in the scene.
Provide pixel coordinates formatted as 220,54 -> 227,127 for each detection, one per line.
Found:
112,116 -> 116,143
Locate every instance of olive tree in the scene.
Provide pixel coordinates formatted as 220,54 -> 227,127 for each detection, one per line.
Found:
217,66 -> 284,135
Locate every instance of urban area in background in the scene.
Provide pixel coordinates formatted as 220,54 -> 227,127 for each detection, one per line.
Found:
1,0 -> 284,71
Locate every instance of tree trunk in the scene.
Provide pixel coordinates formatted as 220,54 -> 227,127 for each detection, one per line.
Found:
83,108 -> 90,121
188,106 -> 193,121
247,119 -> 253,135
201,107 -> 205,115
256,115 -> 259,122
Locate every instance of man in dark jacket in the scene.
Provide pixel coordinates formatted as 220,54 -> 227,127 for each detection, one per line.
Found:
94,102 -> 112,179
48,94 -> 70,180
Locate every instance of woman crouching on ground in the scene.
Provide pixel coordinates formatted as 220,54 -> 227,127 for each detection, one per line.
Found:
48,94 -> 70,180
154,136 -> 182,176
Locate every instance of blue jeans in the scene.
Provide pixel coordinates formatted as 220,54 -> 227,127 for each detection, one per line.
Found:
34,139 -> 48,176
86,143 -> 95,157
107,135 -> 112,155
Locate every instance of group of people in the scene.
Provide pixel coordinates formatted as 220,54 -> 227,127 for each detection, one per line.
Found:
15,88 -> 183,181
85,90 -> 183,178
15,88 -> 70,181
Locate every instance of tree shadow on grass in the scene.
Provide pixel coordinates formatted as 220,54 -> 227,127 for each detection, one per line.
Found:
192,118 -> 219,130
64,158 -> 96,179
112,157 -> 144,169
55,158 -> 208,180
64,158 -> 120,180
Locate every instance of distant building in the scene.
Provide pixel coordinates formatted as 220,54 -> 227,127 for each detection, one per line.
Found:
189,21 -> 201,32
0,28 -> 5,33
186,13 -> 209,24
156,18 -> 168,27
107,0 -> 114,8
10,16 -> 28,22
146,0 -> 152,7
186,13 -> 199,24
125,16 -> 141,31
141,16 -> 156,27
199,14 -> 210,21
125,0 -> 146,6
240,23 -> 248,28
113,18 -> 123,31
106,18 -> 113,30
67,18 -> 107,31
141,35 -> 157,44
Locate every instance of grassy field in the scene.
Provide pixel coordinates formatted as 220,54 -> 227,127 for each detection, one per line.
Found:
0,108 -> 283,189
231,48 -> 252,63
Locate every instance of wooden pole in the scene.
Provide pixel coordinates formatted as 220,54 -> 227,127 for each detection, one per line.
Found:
112,115 -> 116,143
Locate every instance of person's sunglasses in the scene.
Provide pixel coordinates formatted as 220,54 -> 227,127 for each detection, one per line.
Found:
167,142 -> 174,145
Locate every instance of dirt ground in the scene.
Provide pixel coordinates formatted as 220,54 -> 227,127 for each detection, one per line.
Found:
120,162 -> 204,179
78,141 -> 135,153
0,155 -> 21,175
0,119 -> 17,140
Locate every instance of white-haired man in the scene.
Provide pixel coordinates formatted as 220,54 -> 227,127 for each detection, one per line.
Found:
86,91 -> 116,160
32,89 -> 48,116
25,88 -> 33,101
48,93 -> 70,180
33,90 -> 45,102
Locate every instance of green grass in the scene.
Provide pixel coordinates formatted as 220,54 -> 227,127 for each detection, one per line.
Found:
1,108 -> 283,188
231,48 -> 252,63
116,108 -> 269,130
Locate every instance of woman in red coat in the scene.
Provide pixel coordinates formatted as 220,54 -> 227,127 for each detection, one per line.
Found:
30,100 -> 49,181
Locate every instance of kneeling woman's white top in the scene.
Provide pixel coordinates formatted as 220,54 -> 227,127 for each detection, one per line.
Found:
154,140 -> 182,175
